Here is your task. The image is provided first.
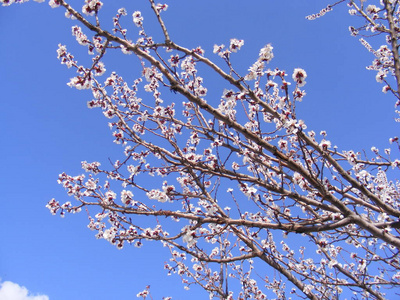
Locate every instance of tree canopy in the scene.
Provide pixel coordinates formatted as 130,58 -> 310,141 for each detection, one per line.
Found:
3,0 -> 400,299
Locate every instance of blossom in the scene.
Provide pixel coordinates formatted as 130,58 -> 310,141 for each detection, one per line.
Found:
121,190 -> 134,205
258,44 -> 274,63
104,190 -> 116,204
293,172 -> 308,190
184,152 -> 202,162
375,70 -> 386,83
169,54 -> 180,67
382,85 -> 390,93
193,264 -> 203,271
358,259 -> 367,272
245,60 -> 264,80
213,43 -> 230,58
319,139 -> 331,150
392,159 -> 400,169
229,38 -> 244,52
239,183 -> 257,198
147,189 -> 170,202
1,0 -> 15,5
182,226 -> 197,247
117,8 -> 127,16
46,198 -> 60,215
305,5 -> 332,20
85,179 -> 97,190
293,88 -> 306,101
308,130 -> 316,138
292,68 -> 307,87
136,289 -> 149,298
102,228 -> 116,241
192,46 -> 205,56
67,76 -> 91,90
56,44 -> 67,60
213,44 -> 225,54
155,3 -> 168,13
48,0 -> 60,8
113,130 -> 124,144
93,62 -> 106,76
81,161 -> 101,173
348,9 -> 357,15
132,11 -> 143,27
127,165 -> 141,176
72,26 -> 89,46
278,139 -> 288,151
366,5 -> 379,15
283,119 -> 307,134
82,0 -> 103,16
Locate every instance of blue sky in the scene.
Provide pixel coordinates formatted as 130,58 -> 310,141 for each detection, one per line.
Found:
0,1 -> 398,299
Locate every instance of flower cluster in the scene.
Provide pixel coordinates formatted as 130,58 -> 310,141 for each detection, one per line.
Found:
244,44 -> 274,80
305,4 -> 333,20
132,11 -> 143,27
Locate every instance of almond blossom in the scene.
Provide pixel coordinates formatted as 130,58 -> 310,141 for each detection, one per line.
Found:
5,0 -> 400,299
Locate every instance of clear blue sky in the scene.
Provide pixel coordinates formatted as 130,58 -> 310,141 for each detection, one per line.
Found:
0,1 -> 398,299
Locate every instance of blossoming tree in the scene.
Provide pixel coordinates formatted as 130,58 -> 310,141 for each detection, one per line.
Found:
4,0 -> 400,299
